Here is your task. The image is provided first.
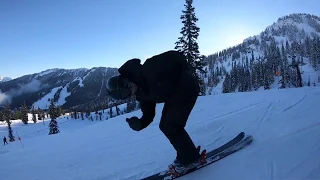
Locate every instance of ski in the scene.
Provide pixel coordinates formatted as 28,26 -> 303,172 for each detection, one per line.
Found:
206,131 -> 245,158
141,132 -> 247,180
165,135 -> 253,179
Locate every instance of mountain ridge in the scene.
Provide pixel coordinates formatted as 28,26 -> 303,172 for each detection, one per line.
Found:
0,76 -> 12,83
0,67 -> 119,110
203,13 -> 320,95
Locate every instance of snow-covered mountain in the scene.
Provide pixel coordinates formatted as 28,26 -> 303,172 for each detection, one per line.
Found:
0,76 -> 12,83
203,13 -> 320,95
0,67 -> 118,110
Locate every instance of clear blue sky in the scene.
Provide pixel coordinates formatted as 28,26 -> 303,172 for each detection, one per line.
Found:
0,0 -> 319,79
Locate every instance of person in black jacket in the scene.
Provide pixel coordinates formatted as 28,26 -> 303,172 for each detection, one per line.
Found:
106,50 -> 201,172
3,136 -> 8,145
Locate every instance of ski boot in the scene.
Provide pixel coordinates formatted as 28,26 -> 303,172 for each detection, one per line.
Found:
168,146 -> 207,178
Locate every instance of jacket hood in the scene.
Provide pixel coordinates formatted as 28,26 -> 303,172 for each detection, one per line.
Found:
118,58 -> 143,85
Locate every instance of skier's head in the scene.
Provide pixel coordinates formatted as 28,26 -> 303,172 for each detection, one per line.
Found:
106,75 -> 137,100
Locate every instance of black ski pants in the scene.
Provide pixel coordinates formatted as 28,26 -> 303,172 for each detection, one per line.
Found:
159,95 -> 200,165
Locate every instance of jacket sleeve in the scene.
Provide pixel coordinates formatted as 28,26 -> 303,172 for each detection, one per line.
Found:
139,101 -> 156,129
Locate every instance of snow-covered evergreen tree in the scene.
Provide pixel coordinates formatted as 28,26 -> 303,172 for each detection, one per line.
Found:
175,0 -> 206,94
4,100 -> 15,142
21,102 -> 28,124
32,106 -> 37,123
0,111 -> 3,122
48,100 -> 60,135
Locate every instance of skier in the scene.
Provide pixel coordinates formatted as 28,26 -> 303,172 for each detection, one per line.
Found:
106,50 -> 202,173
3,136 -> 8,145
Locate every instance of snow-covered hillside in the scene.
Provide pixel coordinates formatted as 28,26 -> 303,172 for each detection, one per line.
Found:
0,76 -> 11,83
204,13 -> 320,95
246,13 -> 320,43
1,86 -> 319,180
0,67 -> 119,110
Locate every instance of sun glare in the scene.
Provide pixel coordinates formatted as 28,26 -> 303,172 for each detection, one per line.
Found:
224,24 -> 252,47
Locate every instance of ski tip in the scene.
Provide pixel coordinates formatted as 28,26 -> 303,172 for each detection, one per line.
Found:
246,135 -> 254,141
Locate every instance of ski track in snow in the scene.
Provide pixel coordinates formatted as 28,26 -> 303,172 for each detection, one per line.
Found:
261,102 -> 274,122
0,150 -> 8,154
270,161 -> 277,180
190,101 -> 265,127
0,87 -> 320,180
282,91 -> 307,112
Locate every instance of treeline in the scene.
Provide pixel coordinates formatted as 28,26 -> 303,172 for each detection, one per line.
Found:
68,96 -> 140,121
0,101 -> 59,123
0,99 -> 65,140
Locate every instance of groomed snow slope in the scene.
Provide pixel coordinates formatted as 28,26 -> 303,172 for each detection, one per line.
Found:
1,87 -> 320,180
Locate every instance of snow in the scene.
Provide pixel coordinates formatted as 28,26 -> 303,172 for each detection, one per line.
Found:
57,85 -> 71,106
78,77 -> 84,87
274,35 -> 288,45
31,76 -> 86,109
1,86 -> 320,180
0,76 -> 12,83
210,76 -> 224,95
32,87 -> 61,109
34,69 -> 58,79
83,68 -> 96,80
300,58 -> 320,86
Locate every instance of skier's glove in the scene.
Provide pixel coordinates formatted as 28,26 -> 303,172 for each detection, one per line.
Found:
126,116 -> 142,131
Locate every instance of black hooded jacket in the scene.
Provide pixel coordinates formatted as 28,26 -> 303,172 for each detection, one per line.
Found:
118,50 -> 200,129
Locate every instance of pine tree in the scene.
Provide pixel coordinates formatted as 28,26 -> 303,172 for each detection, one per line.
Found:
280,43 -> 287,88
222,73 -> 231,93
37,107 -> 42,120
175,0 -> 205,94
21,102 -> 29,124
116,105 -> 120,116
12,110 -> 22,120
109,107 -> 113,118
74,109 -> 77,119
48,100 -> 60,135
32,106 -> 37,123
56,105 -> 63,117
307,76 -> 311,86
0,111 -> 3,122
4,100 -> 15,142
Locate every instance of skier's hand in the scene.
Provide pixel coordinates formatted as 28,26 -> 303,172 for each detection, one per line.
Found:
126,116 -> 142,131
